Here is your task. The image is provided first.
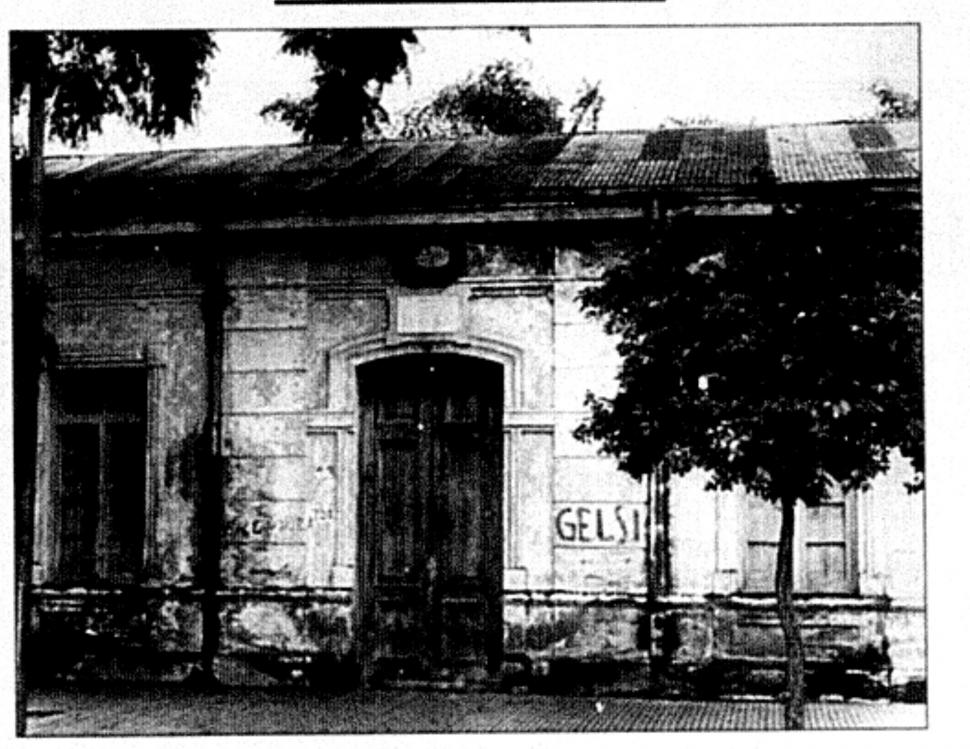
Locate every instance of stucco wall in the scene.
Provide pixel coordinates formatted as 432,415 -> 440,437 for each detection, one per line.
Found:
32,246 -> 208,669
665,456 -> 924,604
223,251 -> 312,589
29,233 -> 926,690
660,457 -> 925,685
552,266 -> 648,594
42,248 -> 206,587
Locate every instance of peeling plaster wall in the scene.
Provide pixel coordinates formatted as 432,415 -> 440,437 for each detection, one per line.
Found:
46,250 -> 207,586
217,237 -> 561,658
29,233 -> 926,690
666,456 -> 924,602
223,251 -> 311,590
33,245 -> 209,664
858,453 -> 926,606
223,600 -> 354,656
661,453 -> 926,685
551,245 -> 648,596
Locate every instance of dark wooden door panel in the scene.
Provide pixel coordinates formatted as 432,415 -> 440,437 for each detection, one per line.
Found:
441,598 -> 489,663
375,438 -> 423,578
358,354 -> 503,677
437,426 -> 488,577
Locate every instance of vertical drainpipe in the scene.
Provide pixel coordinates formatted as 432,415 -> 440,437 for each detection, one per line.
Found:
188,249 -> 227,686
659,461 -> 672,595
645,461 -> 671,685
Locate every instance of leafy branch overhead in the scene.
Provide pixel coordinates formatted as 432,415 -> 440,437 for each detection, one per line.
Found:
11,31 -> 216,146
260,30 -> 418,144
263,31 -> 604,142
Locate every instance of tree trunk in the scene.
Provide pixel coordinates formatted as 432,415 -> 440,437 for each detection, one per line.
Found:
186,256 -> 227,687
15,32 -> 49,736
776,496 -> 805,729
14,282 -> 46,736
644,469 -> 655,688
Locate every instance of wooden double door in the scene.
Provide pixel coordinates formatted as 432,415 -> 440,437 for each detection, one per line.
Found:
357,354 -> 504,680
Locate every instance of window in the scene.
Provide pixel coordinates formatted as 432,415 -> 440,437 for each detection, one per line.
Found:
743,495 -> 780,593
54,367 -> 147,584
802,496 -> 853,593
743,493 -> 857,594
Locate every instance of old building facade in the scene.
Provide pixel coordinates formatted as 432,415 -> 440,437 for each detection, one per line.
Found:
25,122 -> 925,695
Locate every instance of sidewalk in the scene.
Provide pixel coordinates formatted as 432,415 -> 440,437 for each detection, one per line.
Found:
27,685 -> 926,736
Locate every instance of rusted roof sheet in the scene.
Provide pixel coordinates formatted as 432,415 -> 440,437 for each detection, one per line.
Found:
884,120 -> 919,150
44,153 -> 109,178
766,121 -> 919,184
39,120 -> 919,231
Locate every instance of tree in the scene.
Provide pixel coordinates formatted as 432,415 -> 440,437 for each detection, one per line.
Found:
575,200 -> 922,728
871,81 -> 920,120
11,32 -> 216,145
398,59 -> 602,138
260,29 -> 418,144
263,32 -> 604,142
11,30 -> 216,733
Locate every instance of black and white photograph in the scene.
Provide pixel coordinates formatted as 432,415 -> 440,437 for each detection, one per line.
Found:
5,3 -> 956,740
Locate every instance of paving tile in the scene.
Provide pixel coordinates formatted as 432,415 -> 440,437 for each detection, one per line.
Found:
27,687 -> 927,736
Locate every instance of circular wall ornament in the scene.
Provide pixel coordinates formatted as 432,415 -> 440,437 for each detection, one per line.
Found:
415,245 -> 451,270
395,243 -> 466,287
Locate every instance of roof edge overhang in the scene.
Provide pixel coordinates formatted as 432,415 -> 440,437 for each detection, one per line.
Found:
21,178 -> 920,242
34,203 -> 651,241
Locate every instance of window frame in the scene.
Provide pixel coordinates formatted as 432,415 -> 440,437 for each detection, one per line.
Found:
740,490 -> 860,596
47,355 -> 157,587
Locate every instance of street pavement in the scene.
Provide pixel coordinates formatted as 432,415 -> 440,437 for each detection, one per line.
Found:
26,685 -> 926,736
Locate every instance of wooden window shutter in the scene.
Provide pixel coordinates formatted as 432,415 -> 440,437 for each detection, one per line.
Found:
743,495 -> 780,593
802,493 -> 854,594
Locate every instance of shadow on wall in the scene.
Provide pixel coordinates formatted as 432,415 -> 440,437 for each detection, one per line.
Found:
158,428 -> 205,582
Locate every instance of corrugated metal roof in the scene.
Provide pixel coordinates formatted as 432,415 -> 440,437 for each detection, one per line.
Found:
884,120 -> 919,151
39,120 -> 919,232
765,122 -> 919,184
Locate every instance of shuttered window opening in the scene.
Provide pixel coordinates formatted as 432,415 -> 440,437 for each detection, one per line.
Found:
54,367 -> 148,585
742,492 -> 857,595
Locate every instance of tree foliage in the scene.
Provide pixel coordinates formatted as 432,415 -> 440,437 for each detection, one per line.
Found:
260,29 -> 417,144
399,59 -> 549,138
871,81 -> 920,121
567,79 -> 605,134
576,200 -> 922,728
576,204 -> 923,504
399,60 -> 602,138
265,32 -> 604,143
10,31 -> 216,147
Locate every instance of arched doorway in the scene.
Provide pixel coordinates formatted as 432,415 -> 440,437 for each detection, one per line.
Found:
357,354 -> 504,682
